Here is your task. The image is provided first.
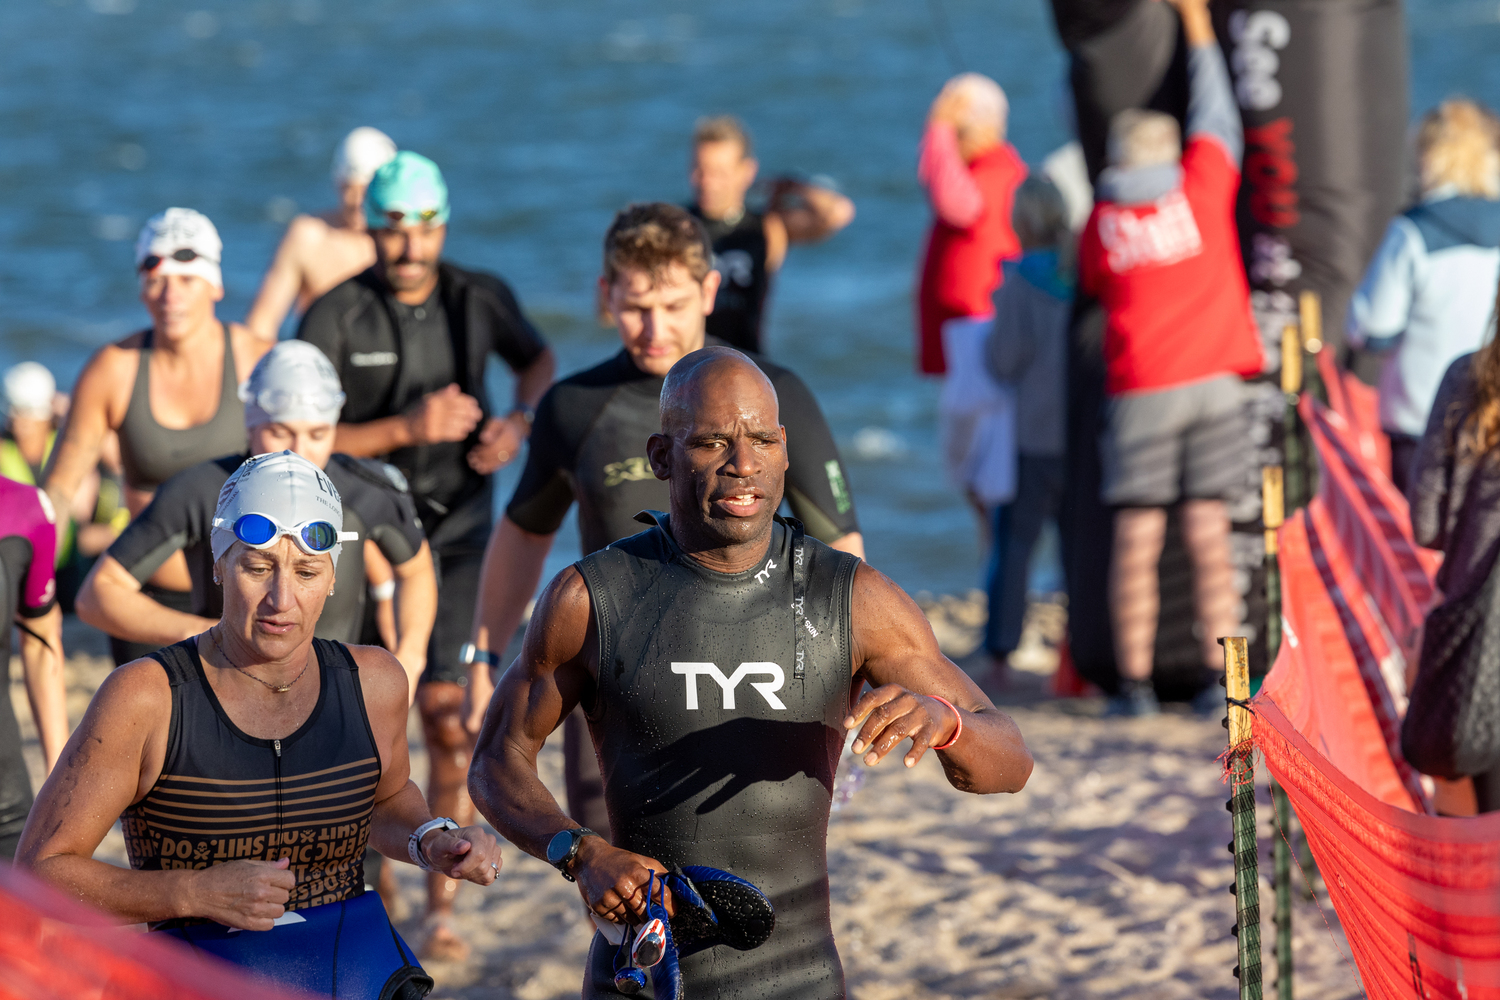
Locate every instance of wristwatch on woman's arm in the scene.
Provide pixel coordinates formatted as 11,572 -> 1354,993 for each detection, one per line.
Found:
408,817 -> 460,871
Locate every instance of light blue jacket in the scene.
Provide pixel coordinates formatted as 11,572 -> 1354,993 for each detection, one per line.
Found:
1347,190 -> 1500,436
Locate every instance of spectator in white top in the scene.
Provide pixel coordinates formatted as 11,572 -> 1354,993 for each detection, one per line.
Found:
1347,98 -> 1500,493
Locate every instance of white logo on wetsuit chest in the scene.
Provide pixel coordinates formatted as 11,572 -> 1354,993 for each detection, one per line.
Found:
350,351 -> 398,367
672,662 -> 786,710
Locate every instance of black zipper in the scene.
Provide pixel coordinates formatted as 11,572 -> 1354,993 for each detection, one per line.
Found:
273,739 -> 284,854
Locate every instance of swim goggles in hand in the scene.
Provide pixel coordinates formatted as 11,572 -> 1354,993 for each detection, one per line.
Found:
214,512 -> 358,555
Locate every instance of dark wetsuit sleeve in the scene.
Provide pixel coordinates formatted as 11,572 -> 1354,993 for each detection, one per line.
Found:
346,475 -> 425,566
766,366 -> 860,542
478,275 -> 548,372
107,468 -> 203,583
505,385 -> 577,534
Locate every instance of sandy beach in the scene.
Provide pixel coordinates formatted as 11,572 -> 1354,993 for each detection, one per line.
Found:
12,607 -> 1360,1000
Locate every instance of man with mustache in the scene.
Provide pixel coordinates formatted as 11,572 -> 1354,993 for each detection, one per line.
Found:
296,151 -> 555,960
470,346 -> 1032,998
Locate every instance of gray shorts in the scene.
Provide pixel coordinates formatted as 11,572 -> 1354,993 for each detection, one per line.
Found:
1099,375 -> 1249,507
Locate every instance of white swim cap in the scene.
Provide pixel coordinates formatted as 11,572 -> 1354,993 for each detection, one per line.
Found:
4,362 -> 56,420
332,127 -> 398,187
135,208 -> 223,289
212,450 -> 356,570
240,341 -> 347,429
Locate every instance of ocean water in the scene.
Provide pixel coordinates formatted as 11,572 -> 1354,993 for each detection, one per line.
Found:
1,0 -> 1495,595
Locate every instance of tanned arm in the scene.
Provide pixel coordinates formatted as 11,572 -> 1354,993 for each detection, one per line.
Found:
765,180 -> 856,271
464,515 -> 556,733
18,606 -> 68,773
43,345 -> 127,521
76,555 -> 216,647
244,217 -> 316,343
469,566 -> 673,922
846,562 -> 1032,793
15,660 -> 298,928
351,644 -> 500,880
390,541 -> 438,701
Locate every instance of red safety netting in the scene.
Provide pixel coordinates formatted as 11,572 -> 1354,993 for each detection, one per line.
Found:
0,864 -> 313,1000
1253,391 -> 1500,998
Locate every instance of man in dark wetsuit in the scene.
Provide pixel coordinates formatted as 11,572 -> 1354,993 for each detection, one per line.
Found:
297,151 -> 554,960
470,348 -> 1032,998
467,202 -> 863,837
0,476 -> 69,858
687,116 -> 856,353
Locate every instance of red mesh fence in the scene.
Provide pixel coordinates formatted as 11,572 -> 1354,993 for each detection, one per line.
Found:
1252,387 -> 1500,998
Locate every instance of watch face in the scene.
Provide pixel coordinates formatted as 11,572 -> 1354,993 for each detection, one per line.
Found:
546,829 -> 574,866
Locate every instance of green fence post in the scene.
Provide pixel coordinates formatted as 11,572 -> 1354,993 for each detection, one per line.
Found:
1223,635 -> 1262,1000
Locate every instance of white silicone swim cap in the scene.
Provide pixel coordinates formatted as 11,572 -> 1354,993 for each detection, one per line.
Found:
212,450 -> 354,569
332,127 -> 398,187
4,362 -> 56,420
135,208 -> 223,289
240,341 -> 347,429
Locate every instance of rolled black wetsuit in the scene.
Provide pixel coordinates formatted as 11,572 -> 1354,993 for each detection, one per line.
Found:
106,453 -> 425,645
299,263 -> 549,686
690,205 -> 771,353
576,514 -> 857,999
507,344 -> 860,833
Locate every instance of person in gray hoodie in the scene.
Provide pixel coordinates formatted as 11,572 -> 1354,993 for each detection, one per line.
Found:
1349,98 -> 1500,493
983,177 -> 1074,672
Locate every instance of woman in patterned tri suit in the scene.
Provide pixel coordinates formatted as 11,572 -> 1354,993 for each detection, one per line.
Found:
17,451 -> 501,1000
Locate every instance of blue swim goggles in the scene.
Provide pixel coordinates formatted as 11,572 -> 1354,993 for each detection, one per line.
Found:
214,513 -> 358,556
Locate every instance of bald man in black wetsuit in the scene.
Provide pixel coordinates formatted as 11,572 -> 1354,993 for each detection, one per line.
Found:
466,203 -> 864,838
469,348 -> 1032,999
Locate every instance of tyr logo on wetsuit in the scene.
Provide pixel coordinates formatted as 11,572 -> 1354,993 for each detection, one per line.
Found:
671,662 -> 786,710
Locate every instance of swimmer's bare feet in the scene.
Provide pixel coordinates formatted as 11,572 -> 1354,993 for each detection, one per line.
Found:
419,915 -> 471,963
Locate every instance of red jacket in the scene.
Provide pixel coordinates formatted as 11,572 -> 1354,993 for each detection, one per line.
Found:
1079,137 -> 1263,395
916,138 -> 1027,375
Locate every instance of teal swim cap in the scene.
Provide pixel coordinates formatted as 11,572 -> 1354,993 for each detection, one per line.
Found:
364,151 -> 450,229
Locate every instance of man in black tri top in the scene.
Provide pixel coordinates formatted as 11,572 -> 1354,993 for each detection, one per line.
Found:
467,202 -> 863,837
297,151 -> 554,960
78,340 -> 436,687
687,116 -> 856,353
470,348 -> 1032,999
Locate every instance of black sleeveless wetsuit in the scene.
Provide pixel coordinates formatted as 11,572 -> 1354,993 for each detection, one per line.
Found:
121,638 -> 382,925
691,206 -> 771,353
576,514 -> 859,999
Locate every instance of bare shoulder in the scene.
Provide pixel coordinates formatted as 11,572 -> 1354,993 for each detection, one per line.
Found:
851,560 -> 925,618
850,561 -> 940,667
345,642 -> 409,708
81,657 -> 173,733
286,212 -> 334,247
521,565 -> 594,668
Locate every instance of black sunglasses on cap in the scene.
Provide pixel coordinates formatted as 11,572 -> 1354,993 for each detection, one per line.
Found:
139,247 -> 214,272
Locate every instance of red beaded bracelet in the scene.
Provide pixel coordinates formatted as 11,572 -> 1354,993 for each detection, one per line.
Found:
930,695 -> 962,750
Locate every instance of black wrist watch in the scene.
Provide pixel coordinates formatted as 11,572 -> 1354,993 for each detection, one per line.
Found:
459,643 -> 501,669
545,827 -> 599,881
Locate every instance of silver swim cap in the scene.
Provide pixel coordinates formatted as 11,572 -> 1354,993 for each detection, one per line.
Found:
240,341 -> 347,429
136,208 -> 223,289
211,451 -> 356,570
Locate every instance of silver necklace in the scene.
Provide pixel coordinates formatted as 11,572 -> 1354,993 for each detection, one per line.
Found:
208,628 -> 310,694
